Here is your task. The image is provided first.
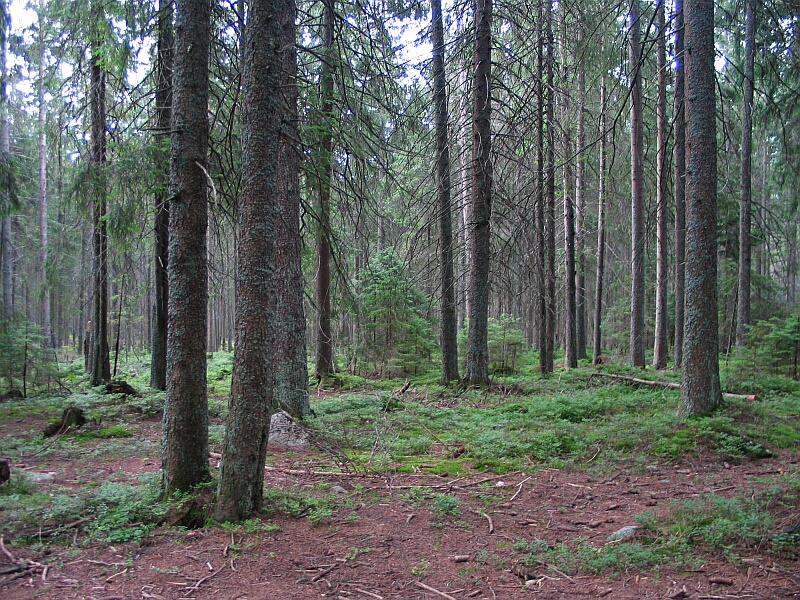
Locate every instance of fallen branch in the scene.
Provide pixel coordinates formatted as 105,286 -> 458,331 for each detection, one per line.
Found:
415,581 -> 458,600
589,372 -> 758,402
478,511 -> 494,534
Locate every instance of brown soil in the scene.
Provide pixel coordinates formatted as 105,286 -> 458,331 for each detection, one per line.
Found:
1,408 -> 798,600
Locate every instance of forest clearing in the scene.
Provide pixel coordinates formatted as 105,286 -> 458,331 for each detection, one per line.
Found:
1,355 -> 799,599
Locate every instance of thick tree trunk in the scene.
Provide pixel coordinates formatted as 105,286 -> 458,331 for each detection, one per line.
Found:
162,0 -> 211,495
89,44 -> 110,386
680,0 -> 722,416
629,0 -> 645,369
464,0 -> 492,385
653,0 -> 668,370
215,0 -> 286,522
150,0 -> 173,391
592,82 -> 607,366
736,0 -> 756,347
273,0 -> 309,417
315,0 -> 335,382
673,0 -> 686,369
432,0 -> 459,385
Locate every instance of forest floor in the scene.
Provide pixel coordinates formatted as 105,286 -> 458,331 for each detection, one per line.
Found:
0,371 -> 799,600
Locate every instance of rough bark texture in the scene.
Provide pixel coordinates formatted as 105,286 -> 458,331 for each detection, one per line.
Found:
536,1 -> 548,373
89,42 -> 110,386
629,0 -> 645,369
562,93 -> 577,369
315,0 -> 335,382
735,0 -> 756,347
273,0 -> 310,418
38,41 -> 50,347
215,0 -> 286,522
592,82 -> 607,366
673,0 -> 686,369
544,0 -> 556,374
150,0 -> 173,391
432,0 -> 459,385
575,60 -> 587,361
464,0 -> 492,385
162,0 -> 211,495
653,0 -> 668,370
680,0 -> 722,416
1,0 -> 11,319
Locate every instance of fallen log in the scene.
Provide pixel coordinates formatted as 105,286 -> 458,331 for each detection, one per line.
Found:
589,372 -> 758,402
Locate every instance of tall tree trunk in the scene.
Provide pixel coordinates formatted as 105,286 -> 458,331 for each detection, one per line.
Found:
673,0 -> 686,369
592,81 -> 607,366
215,0 -> 285,522
89,33 -> 110,386
680,0 -> 722,416
545,0 -> 556,373
735,0 -> 756,347
0,0 -> 11,319
273,0 -> 309,417
150,0 -> 173,391
575,56 -> 587,361
653,0 -> 668,369
629,0 -> 645,368
536,0 -> 547,373
432,0 -> 458,385
464,0 -> 492,385
315,0 -> 335,382
161,0 -> 211,496
38,26 -> 50,347
562,80 -> 577,369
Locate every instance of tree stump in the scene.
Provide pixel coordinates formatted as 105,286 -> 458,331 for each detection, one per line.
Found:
43,407 -> 87,437
0,459 -> 10,485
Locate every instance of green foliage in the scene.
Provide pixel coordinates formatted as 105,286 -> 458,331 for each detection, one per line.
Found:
431,493 -> 460,516
0,317 -> 61,394
458,314 -> 528,374
354,249 -> 435,375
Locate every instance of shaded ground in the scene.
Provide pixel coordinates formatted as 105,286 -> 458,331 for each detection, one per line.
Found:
1,402 -> 798,599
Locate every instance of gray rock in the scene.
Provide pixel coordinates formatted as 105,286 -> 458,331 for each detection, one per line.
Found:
268,411 -> 309,448
607,525 -> 638,542
29,472 -> 57,483
330,485 -> 347,494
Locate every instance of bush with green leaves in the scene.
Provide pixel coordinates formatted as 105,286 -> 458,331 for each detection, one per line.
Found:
458,314 -> 527,375
0,317 -> 61,394
354,249 -> 435,375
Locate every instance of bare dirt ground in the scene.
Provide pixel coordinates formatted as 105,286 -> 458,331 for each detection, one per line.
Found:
1,408 -> 799,600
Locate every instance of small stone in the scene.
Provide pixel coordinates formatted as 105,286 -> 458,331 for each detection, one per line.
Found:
29,472 -> 57,483
495,481 -> 506,487
607,525 -> 638,542
524,579 -> 538,588
330,485 -> 347,494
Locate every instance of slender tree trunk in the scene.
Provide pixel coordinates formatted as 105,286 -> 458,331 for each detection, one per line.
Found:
673,0 -> 686,369
215,0 -> 286,522
629,0 -> 645,368
562,82 -> 577,369
89,34 -> 110,386
575,58 -> 587,361
432,0 -> 458,385
1,0 -> 12,319
315,0 -> 335,382
653,0 -> 668,369
543,0 -> 556,373
273,0 -> 309,417
150,0 -> 173,391
592,81 -> 607,366
735,0 -> 756,347
162,0 -> 211,496
37,31 -> 50,347
536,1 -> 547,373
464,0 -> 493,385
680,0 -> 722,416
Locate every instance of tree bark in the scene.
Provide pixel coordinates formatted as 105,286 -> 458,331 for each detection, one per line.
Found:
162,0 -> 211,495
150,0 -> 173,391
315,0 -> 335,382
38,27 -> 50,347
575,57 -> 587,361
735,0 -> 756,347
215,0 -> 286,522
536,0 -> 547,373
673,0 -> 686,369
629,0 -> 645,369
544,0 -> 556,374
592,81 -> 607,366
680,0 -> 722,416
432,0 -> 459,385
0,0 -> 11,319
653,0 -> 668,370
562,83 -> 577,369
273,0 -> 310,418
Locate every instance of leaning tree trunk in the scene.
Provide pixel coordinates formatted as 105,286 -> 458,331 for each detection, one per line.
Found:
653,0 -> 668,370
680,0 -> 722,416
735,0 -> 756,347
161,0 -> 211,496
215,0 -> 286,522
592,81 -> 607,366
150,0 -> 173,391
432,0 -> 459,385
273,0 -> 310,418
315,0 -> 335,382
629,0 -> 645,369
464,0 -> 493,385
89,38 -> 110,387
673,0 -> 686,369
